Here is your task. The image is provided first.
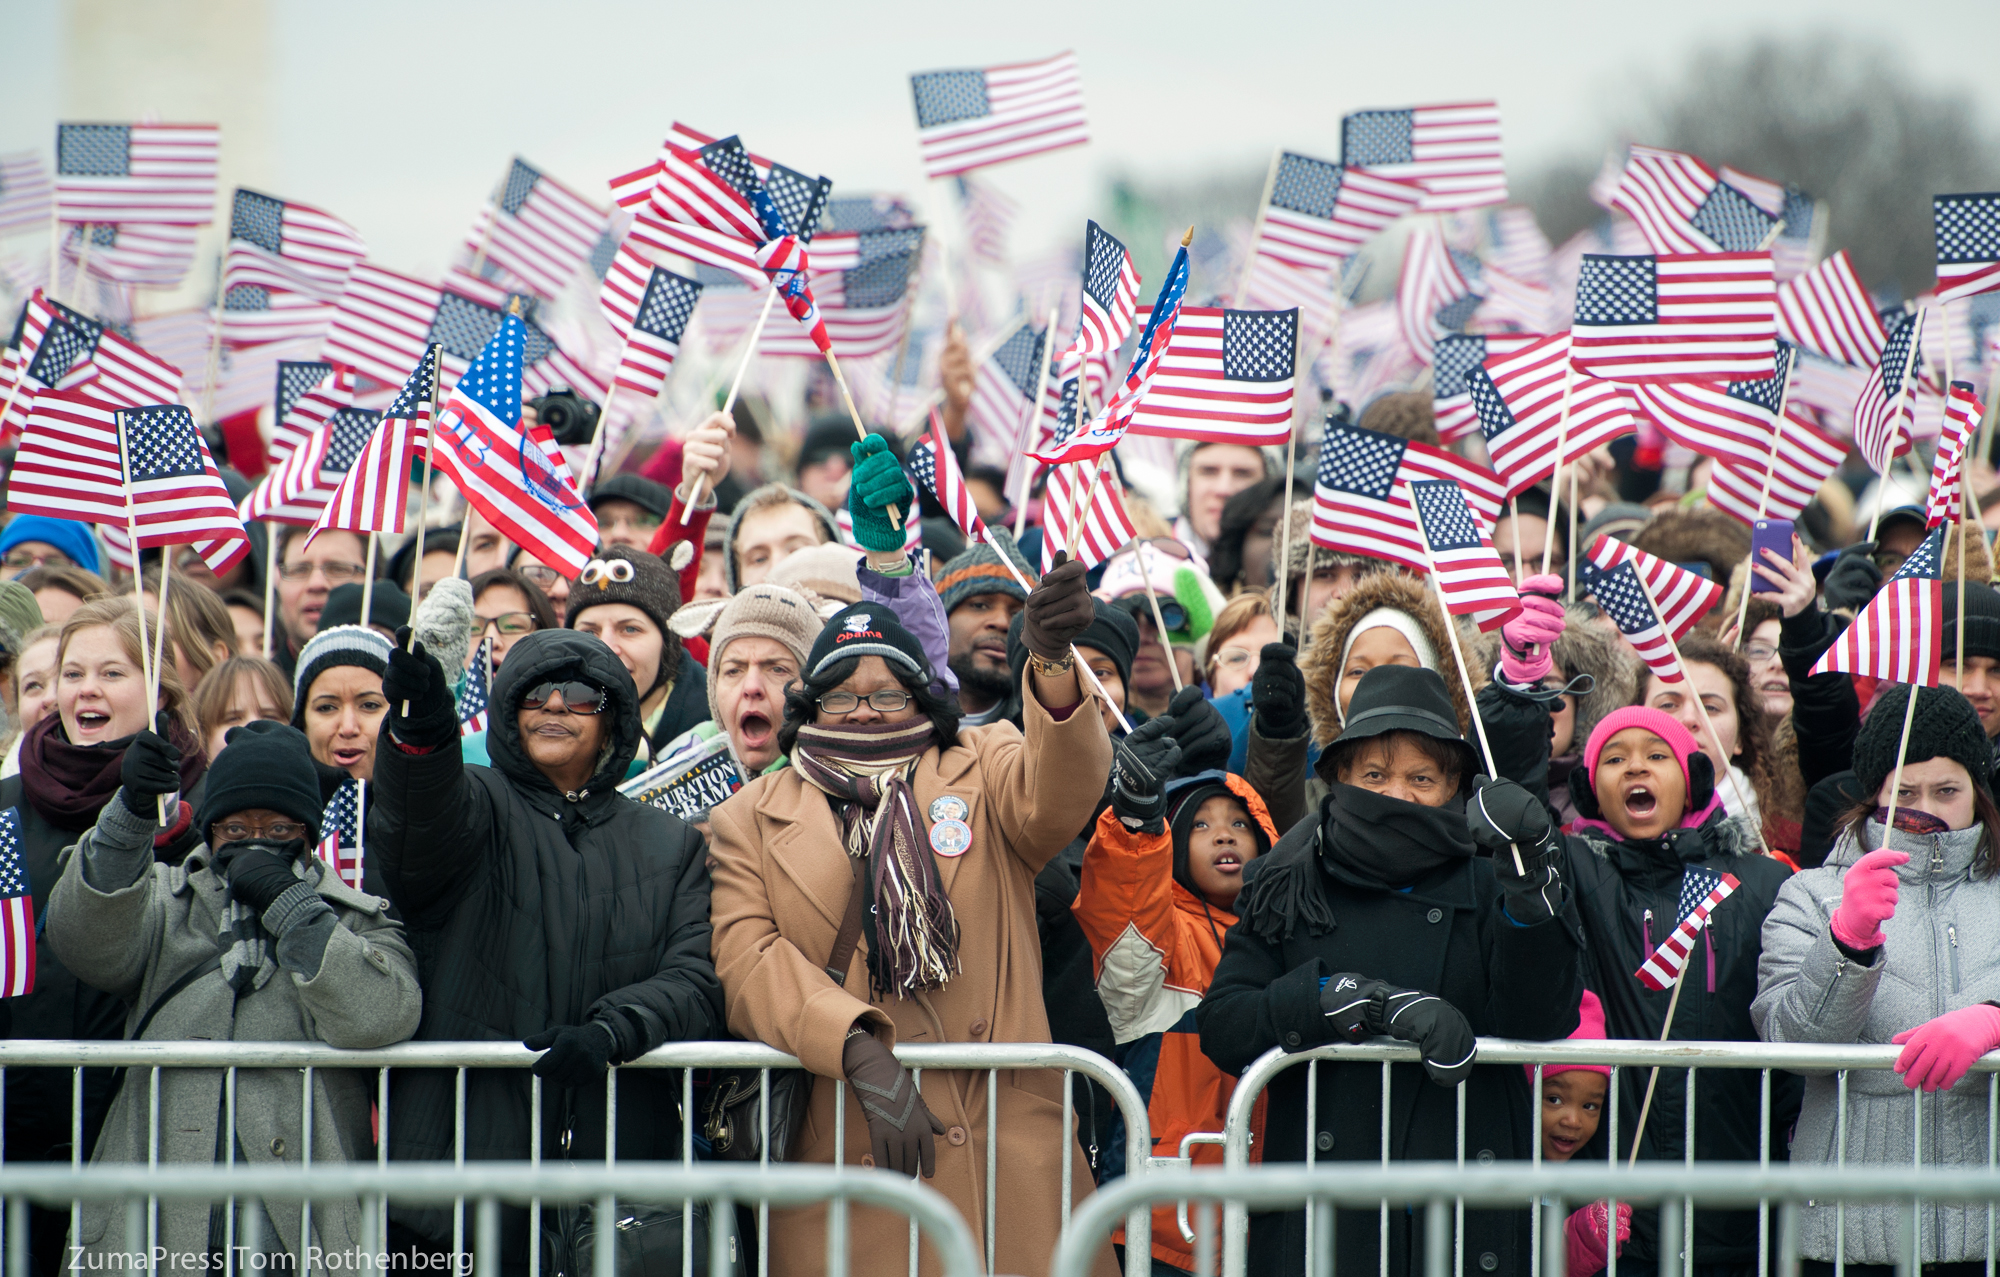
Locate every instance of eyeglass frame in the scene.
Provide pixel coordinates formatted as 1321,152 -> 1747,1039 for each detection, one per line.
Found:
477,611 -> 539,636
1,549 -> 74,570
213,818 -> 308,843
816,688 -> 915,714
276,559 -> 368,583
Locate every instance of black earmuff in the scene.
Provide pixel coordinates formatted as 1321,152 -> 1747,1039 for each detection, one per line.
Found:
1567,765 -> 1601,820
1685,750 -> 1717,813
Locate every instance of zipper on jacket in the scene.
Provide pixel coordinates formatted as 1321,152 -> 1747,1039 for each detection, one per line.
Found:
1949,924 -> 1962,994
1642,908 -> 1653,954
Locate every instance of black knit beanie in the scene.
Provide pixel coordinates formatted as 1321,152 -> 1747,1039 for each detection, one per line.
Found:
196,720 -> 325,846
564,547 -> 683,694
809,602 -> 932,683
1942,582 -> 2000,663
1853,684 -> 1994,802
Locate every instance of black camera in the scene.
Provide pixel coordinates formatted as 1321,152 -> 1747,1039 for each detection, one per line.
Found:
528,390 -> 600,446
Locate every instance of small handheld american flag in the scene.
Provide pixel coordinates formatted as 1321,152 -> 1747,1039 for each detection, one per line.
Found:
1934,193 -> 2000,305
604,266 -> 702,400
1410,479 -> 1521,631
1339,101 -> 1504,211
1630,342 -> 1796,471
1253,152 -> 1422,275
1635,867 -> 1740,991
907,410 -> 985,543
1470,331 -> 1638,496
55,123 -> 218,225
1577,536 -> 1723,681
1123,305 -> 1297,446
1928,383 -> 1983,528
1432,333 -> 1539,444
1776,250 -> 1887,368
315,779 -> 365,893
1704,417 -> 1847,528
1570,252 -> 1777,384
309,344 -> 437,544
1612,146 -> 1777,256
465,158 -> 609,300
1040,459 -> 1136,572
0,808 -> 33,997
460,638 -> 492,736
1032,243 -> 1190,466
910,53 -> 1089,179
1853,311 -> 1927,472
1071,221 -> 1141,359
1396,221 -> 1475,363
1810,526 -> 1944,687
1309,423 -> 1506,573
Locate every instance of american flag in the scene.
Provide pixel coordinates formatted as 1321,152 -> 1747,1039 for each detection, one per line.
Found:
1488,205 -> 1554,285
1610,146 -> 1778,256
1040,457 -> 1135,570
0,152 -> 52,237
267,360 -> 347,465
464,158 -> 610,300
309,345 -> 437,542
1579,535 -> 1723,680
1628,341 -> 1797,469
959,175 -> 1018,265
614,124 -> 832,237
623,140 -> 765,244
968,322 -> 1046,455
907,408 -> 986,541
1705,419 -> 1847,527
1854,310 -> 1927,471
1776,249 -> 1888,368
1339,101 -> 1505,211
1635,867 -> 1740,991
1570,252 -> 1777,383
1309,423 -> 1507,572
1812,526 -> 1944,685
602,265 -> 701,399
0,808 -> 33,998
1253,153 -> 1423,275
1927,382 -> 1982,528
1410,478 -> 1521,631
460,637 -> 493,736
1474,264 -> 1557,334
218,250 -> 334,348
1470,331 -> 1639,495
242,400 -> 381,526
910,52 -> 1089,179
1122,305 -> 1296,446
743,230 -> 922,359
616,205 -> 765,288
1035,243 -> 1188,464
1934,193 -> 2000,304
315,778 -> 365,892
431,314 -> 597,573
54,123 -> 218,225
1397,220 -> 1476,362
1071,221 -> 1141,360
1432,332 -> 1540,443
225,187 -> 366,298
2,293 -> 182,436
63,221 -> 199,289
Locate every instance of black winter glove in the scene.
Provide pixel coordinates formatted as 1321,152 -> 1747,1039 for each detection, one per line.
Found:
213,846 -> 302,913
1250,643 -> 1307,740
1110,716 -> 1179,824
1822,542 -> 1883,614
119,711 -> 182,819
1166,686 -> 1232,777
843,1030 -> 944,1177
384,627 -> 457,744
1320,973 -> 1477,1087
1021,552 -> 1094,661
524,1022 -> 618,1088
1469,777 -> 1565,924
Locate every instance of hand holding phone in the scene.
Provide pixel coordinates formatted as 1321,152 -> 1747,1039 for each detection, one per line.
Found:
1751,519 -> 1794,594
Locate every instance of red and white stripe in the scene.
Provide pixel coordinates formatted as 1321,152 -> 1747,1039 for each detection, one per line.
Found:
1927,383 -> 1982,527
311,413 -> 418,540
1628,381 -> 1790,470
0,152 -> 52,237
1705,421 -> 1847,527
1396,220 -> 1473,363
916,52 -> 1089,180
1586,534 -> 1723,645
1635,874 -> 1740,990
68,222 -> 199,289
1256,164 -> 1423,274
55,123 -> 218,225
1411,480 -> 1521,632
1239,254 -> 1337,346
1571,252 -> 1777,384
1610,146 -> 1729,256
465,162 -> 608,299
960,176 -> 1017,265
628,211 -> 764,288
1776,250 -> 1886,368
1121,305 -> 1295,446
1434,332 -> 1540,444
646,145 -> 762,244
1479,332 -> 1639,495
267,364 -> 352,469
1040,456 -> 1134,571
432,388 -> 597,577
1348,101 -> 1505,212
1810,536 -> 1943,685
324,263 -> 442,388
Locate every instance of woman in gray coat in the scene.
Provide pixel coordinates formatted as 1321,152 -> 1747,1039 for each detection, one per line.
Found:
1754,685 -> 2000,1275
46,717 -> 422,1272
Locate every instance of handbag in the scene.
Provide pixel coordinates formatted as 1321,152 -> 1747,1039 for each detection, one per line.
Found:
701,856 -> 868,1162
543,1199 -> 739,1277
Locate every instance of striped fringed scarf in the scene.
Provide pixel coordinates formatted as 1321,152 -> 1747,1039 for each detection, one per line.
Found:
790,719 -> 959,999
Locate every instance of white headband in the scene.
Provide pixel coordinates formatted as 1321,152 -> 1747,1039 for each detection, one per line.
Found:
1335,608 -> 1441,724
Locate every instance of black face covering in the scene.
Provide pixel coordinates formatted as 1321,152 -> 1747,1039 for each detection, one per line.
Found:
1318,783 -> 1476,890
212,837 -> 311,867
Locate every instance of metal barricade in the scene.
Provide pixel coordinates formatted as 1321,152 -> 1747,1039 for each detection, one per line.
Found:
1211,1037 -> 2000,1277
0,1038 -> 1153,1277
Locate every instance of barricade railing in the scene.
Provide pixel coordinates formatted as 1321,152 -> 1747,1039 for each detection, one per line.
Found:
1049,1162 -> 2000,1277
1213,1038 -> 2000,1277
0,1161 -> 981,1277
0,1039 -> 1153,1277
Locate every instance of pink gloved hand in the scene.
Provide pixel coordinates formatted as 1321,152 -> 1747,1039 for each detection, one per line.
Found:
1830,849 -> 1908,951
1564,1200 -> 1633,1277
1894,1004 -> 2000,1092
1499,574 -> 1567,685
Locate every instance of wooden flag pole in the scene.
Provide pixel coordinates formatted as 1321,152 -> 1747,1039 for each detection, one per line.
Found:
1235,148 -> 1283,304
1958,518 -> 1968,690
450,516 -> 472,580
1881,679 -> 1925,836
1868,309 -> 1928,542
1540,361 -> 1579,573
360,532 -> 379,631
1270,313 -> 1307,627
982,547 -> 1133,734
1296,541 -> 1315,643
261,521 -> 279,660
1508,496 -> 1524,585
1626,966 -> 1691,1168
198,254 -> 225,426
578,361 -> 624,496
401,348 -> 446,714
678,288 -> 780,525
150,552 -> 173,710
1133,537 -> 1184,694
115,410 -> 169,825
824,349 -> 902,529
1568,465 -> 1581,603
1013,306 -> 1062,540
1729,355 -> 1798,650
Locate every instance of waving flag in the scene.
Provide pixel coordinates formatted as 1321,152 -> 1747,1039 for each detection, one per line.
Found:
1470,332 -> 1639,495
1035,243 -> 1190,465
464,158 -> 609,299
1310,423 -> 1507,572
1580,535 -> 1723,679
267,361 -> 346,465
1410,479 -> 1520,631
1629,342 -> 1797,469
1072,221 -> 1141,358
908,409 -> 986,542
958,175 -> 1017,264
601,265 -> 702,399
1433,332 -> 1540,443
1611,146 -> 1778,256
1705,419 -> 1847,527
1776,250 -> 1887,368
310,345 -> 438,542
1123,306 -> 1296,445
226,188 -> 366,297
1570,252 -> 1777,383
0,152 -> 52,237
315,778 -> 365,892
1635,867 -> 1740,991
968,323 -> 1046,454
10,292 -> 181,413
1340,101 -> 1504,210
242,400 -> 381,525
1811,526 -> 1944,685
1928,383 -> 1982,527
1397,221 -> 1476,362
1934,193 -> 2000,304
63,221 -> 199,290
910,52 -> 1089,179
1853,310 -> 1927,470
1041,458 -> 1135,571
1253,153 -> 1423,275
460,638 -> 493,736
55,123 -> 217,225
0,808 -> 34,997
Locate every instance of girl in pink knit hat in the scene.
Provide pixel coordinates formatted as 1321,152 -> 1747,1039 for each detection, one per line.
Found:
1534,990 -> 1630,1276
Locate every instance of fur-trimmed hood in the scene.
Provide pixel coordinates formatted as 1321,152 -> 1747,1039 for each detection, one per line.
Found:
1472,604 -> 1639,752
1300,570 -> 1478,750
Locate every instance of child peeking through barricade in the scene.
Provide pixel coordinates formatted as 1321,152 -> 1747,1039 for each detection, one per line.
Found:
1530,990 -> 1630,1277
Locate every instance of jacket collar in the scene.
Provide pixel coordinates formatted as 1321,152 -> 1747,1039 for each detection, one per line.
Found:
1831,819 -> 1989,883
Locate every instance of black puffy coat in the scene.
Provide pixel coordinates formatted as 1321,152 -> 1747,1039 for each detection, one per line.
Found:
1197,802 -> 1584,1277
368,628 -> 723,1267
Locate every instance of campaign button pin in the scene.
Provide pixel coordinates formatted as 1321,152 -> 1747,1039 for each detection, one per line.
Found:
929,795 -> 968,823
929,818 -> 972,857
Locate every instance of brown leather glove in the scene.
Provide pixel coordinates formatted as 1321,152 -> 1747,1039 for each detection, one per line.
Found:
1021,550 -> 1094,660
842,1030 -> 944,1177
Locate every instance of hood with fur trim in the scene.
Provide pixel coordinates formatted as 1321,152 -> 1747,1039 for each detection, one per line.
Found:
1473,603 -> 1639,755
1300,570 -> 1477,750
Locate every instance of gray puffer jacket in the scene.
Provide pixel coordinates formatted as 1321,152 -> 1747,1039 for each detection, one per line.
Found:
1753,817 -> 2000,1264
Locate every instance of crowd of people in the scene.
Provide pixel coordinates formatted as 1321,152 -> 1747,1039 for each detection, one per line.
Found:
0,350 -> 1997,1277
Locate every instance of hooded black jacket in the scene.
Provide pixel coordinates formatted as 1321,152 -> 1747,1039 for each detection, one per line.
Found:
368,628 -> 723,1265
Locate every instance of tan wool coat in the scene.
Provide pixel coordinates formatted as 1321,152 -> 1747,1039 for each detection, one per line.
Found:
707,680 -> 1116,1277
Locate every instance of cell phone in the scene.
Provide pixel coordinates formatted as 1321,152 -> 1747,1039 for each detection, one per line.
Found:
1750,518 -> 1794,594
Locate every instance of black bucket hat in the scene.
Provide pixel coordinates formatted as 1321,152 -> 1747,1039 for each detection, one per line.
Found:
1317,664 -> 1475,781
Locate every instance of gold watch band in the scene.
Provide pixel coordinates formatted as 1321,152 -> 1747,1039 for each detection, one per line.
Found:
1028,649 -> 1075,677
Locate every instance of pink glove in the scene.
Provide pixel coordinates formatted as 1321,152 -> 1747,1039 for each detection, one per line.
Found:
1830,849 -> 1907,951
1499,574 -> 1567,685
1564,1200 -> 1632,1277
1894,1004 -> 2000,1092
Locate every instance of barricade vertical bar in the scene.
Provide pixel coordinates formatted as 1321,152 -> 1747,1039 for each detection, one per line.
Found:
605,1065 -> 618,1167
1310,1198 -> 1334,1277
7,1197 -> 25,1277
377,1065 -> 391,1258
1684,1068 -> 1696,1277
985,1067 -> 997,1275
758,1068 -> 771,1277
300,1065 -> 316,1274
1425,1198 -> 1450,1277
1455,1081 -> 1466,1277
1532,1064 -> 1544,1277
454,1066 -> 468,1262
1898,1196 -> 1918,1277
225,1067 -> 238,1277
1836,1070 -> 1849,1277
147,1066 -> 159,1276
682,1069 -> 695,1277
0,1062 -> 6,1264
1760,1069 -> 1773,1277
1194,1199 -> 1216,1277
593,1192 -> 616,1277
1987,1072 -> 1995,1277
1305,1058 -> 1318,1265
1061,1071 -> 1074,1234
475,1195 -> 499,1277
1605,1064 -> 1619,1277
833,1077 -> 849,1276
1779,1201 -> 1801,1277
1912,1085 -> 1923,1267
69,1066 -> 81,1264
1544,1195 -> 1568,1277
1660,1200 -> 1682,1277
530,1073 -> 542,1277
1382,1061 -> 1393,1277
124,1197 -> 143,1273
910,1069 -> 922,1277
242,1200 -> 262,1270
711,1194 -> 734,1277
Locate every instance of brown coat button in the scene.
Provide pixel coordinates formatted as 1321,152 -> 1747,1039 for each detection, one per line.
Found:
947,1127 -> 967,1146
860,1154 -> 875,1168
969,1019 -> 988,1037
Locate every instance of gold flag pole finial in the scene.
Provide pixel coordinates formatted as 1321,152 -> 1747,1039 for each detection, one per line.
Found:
505,296 -> 525,317
1182,225 -> 1194,247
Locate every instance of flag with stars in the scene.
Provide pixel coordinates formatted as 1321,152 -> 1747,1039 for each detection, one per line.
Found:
1432,332 -> 1540,443
2,291 -> 183,436
1122,305 -> 1297,445
315,779 -> 365,893
1471,331 -> 1640,495
1629,341 -> 1798,470
603,265 -> 701,401
1611,146 -> 1778,256
1040,456 -> 1136,571
431,314 -> 598,574
242,398 -> 382,526
908,408 -> 986,543
1410,478 -> 1521,631
1705,416 -> 1847,528
1812,526 -> 1944,686
463,158 -> 609,300
310,345 -> 438,542
118,404 -> 251,563
1570,252 -> 1777,383
1854,310 -> 1929,472
0,808 -> 33,997
1776,250 -> 1887,368
1635,867 -> 1740,991
1253,152 -> 1424,275
910,52 -> 1089,179
1580,535 -> 1723,680
1309,423 -> 1507,572
1934,193 -> 2000,305
0,152 -> 52,237
54,122 -> 218,225
266,361 -> 348,468
967,322 -> 1047,458
460,637 -> 492,737
1396,220 -> 1477,363
1070,221 -> 1141,359
224,187 -> 366,298
1339,101 -> 1504,210
1032,243 -> 1190,465
1928,383 -> 1983,528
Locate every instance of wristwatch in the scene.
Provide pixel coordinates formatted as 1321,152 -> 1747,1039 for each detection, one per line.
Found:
1028,649 -> 1075,678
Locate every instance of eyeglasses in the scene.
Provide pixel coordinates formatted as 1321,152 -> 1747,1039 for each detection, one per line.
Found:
516,564 -> 565,588
478,611 -> 537,636
277,560 -> 367,583
817,688 -> 914,714
2,550 -> 72,570
522,681 -> 609,714
1210,647 -> 1259,672
1745,643 -> 1780,663
579,558 -> 635,586
214,819 -> 306,843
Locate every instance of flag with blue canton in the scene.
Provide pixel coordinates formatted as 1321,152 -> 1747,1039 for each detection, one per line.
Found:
0,807 -> 32,996
1853,309 -> 1929,471
1032,242 -> 1189,465
1627,342 -> 1797,471
309,345 -> 437,541
120,405 -> 250,564
1577,559 -> 1679,679
1935,193 -> 2000,304
1410,479 -> 1520,631
1309,422 -> 1506,572
1679,864 -> 1724,926
1812,525 -> 1943,686
314,779 -> 365,892
908,409 -> 987,544
26,307 -> 99,389
460,637 -> 492,736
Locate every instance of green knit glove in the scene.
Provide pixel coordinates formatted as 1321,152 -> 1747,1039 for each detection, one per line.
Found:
847,434 -> 913,553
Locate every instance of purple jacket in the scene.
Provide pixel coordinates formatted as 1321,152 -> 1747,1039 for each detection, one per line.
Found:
857,554 -> 960,701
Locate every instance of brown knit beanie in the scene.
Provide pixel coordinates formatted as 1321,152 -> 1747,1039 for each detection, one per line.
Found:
702,583 -> 827,725
564,546 -> 684,693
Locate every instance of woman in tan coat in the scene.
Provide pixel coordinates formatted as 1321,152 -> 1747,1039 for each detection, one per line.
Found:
708,559 -> 1115,1277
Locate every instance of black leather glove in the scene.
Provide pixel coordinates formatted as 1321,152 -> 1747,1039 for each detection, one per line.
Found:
524,1022 -> 617,1088
384,627 -> 457,745
1110,716 -> 1179,824
1320,973 -> 1477,1087
1822,542 -> 1883,614
1251,643 -> 1307,740
1468,776 -> 1565,923
1021,552 -> 1094,661
843,1030 -> 944,1177
213,846 -> 302,913
1166,686 -> 1232,777
119,711 -> 182,819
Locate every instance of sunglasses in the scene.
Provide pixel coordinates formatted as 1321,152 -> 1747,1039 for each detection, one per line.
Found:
521,681 -> 609,714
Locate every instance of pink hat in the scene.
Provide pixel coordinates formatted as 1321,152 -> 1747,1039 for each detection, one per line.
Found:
1526,990 -> 1612,1082
1579,706 -> 1720,832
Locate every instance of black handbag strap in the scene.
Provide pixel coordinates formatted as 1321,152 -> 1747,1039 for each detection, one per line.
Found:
823,855 -> 868,987
131,954 -> 223,1041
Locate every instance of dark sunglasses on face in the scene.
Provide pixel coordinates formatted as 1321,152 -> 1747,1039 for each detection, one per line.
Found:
521,681 -> 609,714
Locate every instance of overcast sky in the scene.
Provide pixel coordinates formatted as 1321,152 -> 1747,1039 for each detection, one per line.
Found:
3,0 -> 1998,286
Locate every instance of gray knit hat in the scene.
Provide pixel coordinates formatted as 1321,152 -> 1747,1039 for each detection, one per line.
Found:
290,625 -> 395,725
721,483 -> 840,592
0,582 -> 44,654
935,530 -> 1035,614
701,582 -> 827,725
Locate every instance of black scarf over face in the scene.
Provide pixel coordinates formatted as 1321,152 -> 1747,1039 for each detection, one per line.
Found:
1317,783 -> 1476,890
